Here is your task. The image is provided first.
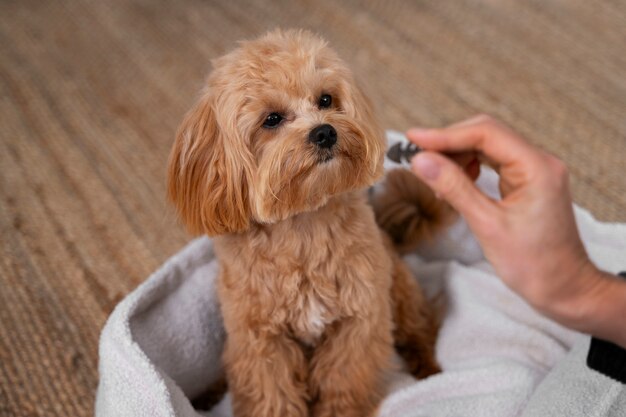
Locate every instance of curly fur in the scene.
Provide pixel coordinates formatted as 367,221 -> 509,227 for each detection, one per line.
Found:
168,29 -> 441,417
370,169 -> 457,254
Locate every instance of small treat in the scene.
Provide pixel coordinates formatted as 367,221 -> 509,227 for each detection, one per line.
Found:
387,142 -> 422,164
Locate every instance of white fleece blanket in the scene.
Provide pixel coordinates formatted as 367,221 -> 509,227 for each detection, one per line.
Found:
96,131 -> 626,417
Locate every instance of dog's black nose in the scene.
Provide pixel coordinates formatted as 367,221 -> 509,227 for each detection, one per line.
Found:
308,124 -> 337,149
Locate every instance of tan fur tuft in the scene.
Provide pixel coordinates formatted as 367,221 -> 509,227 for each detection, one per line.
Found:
371,168 -> 457,253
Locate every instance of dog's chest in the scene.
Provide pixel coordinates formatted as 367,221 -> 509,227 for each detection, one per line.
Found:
217,193 -> 388,346
290,289 -> 333,345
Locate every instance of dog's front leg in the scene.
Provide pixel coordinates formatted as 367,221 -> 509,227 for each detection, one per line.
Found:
309,314 -> 394,417
223,329 -> 309,417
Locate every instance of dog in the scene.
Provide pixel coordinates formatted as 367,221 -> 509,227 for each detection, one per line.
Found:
167,29 -> 448,417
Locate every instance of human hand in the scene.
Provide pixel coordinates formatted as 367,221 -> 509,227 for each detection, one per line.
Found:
406,115 -> 626,346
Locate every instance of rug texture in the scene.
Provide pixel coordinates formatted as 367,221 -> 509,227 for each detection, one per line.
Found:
1,1 -> 625,416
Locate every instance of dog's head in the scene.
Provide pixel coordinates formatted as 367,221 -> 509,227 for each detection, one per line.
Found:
168,30 -> 386,235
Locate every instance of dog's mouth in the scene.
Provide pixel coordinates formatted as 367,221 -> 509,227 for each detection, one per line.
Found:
316,148 -> 335,164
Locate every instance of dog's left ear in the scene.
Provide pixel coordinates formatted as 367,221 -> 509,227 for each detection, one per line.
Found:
343,80 -> 376,124
343,78 -> 386,175
167,92 -> 252,236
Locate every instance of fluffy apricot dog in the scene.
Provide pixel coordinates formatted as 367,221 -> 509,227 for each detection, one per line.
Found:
168,30 -> 443,417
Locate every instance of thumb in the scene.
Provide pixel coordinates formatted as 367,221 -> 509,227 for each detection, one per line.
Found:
411,152 -> 496,223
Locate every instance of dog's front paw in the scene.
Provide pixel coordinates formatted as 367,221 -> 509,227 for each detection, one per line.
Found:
397,344 -> 441,379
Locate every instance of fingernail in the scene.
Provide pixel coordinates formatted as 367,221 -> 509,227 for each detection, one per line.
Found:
412,154 -> 441,181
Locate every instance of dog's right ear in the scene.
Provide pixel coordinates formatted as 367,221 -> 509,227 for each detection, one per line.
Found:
167,92 -> 251,236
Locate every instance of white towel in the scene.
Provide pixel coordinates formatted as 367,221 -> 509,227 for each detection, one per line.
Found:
96,131 -> 626,417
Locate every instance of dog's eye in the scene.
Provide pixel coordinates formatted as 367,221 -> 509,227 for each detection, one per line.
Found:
263,113 -> 283,128
318,94 -> 332,109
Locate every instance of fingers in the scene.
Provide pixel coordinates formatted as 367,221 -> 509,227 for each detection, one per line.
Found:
411,151 -> 498,224
407,115 -> 539,169
447,151 -> 481,181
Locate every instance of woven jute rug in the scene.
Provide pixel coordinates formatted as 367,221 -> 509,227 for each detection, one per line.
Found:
1,1 -> 625,416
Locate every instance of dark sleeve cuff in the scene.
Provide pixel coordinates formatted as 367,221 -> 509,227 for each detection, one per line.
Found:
586,271 -> 626,383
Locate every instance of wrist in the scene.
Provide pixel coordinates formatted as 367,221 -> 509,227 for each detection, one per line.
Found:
532,258 -> 597,324
550,266 -> 626,348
